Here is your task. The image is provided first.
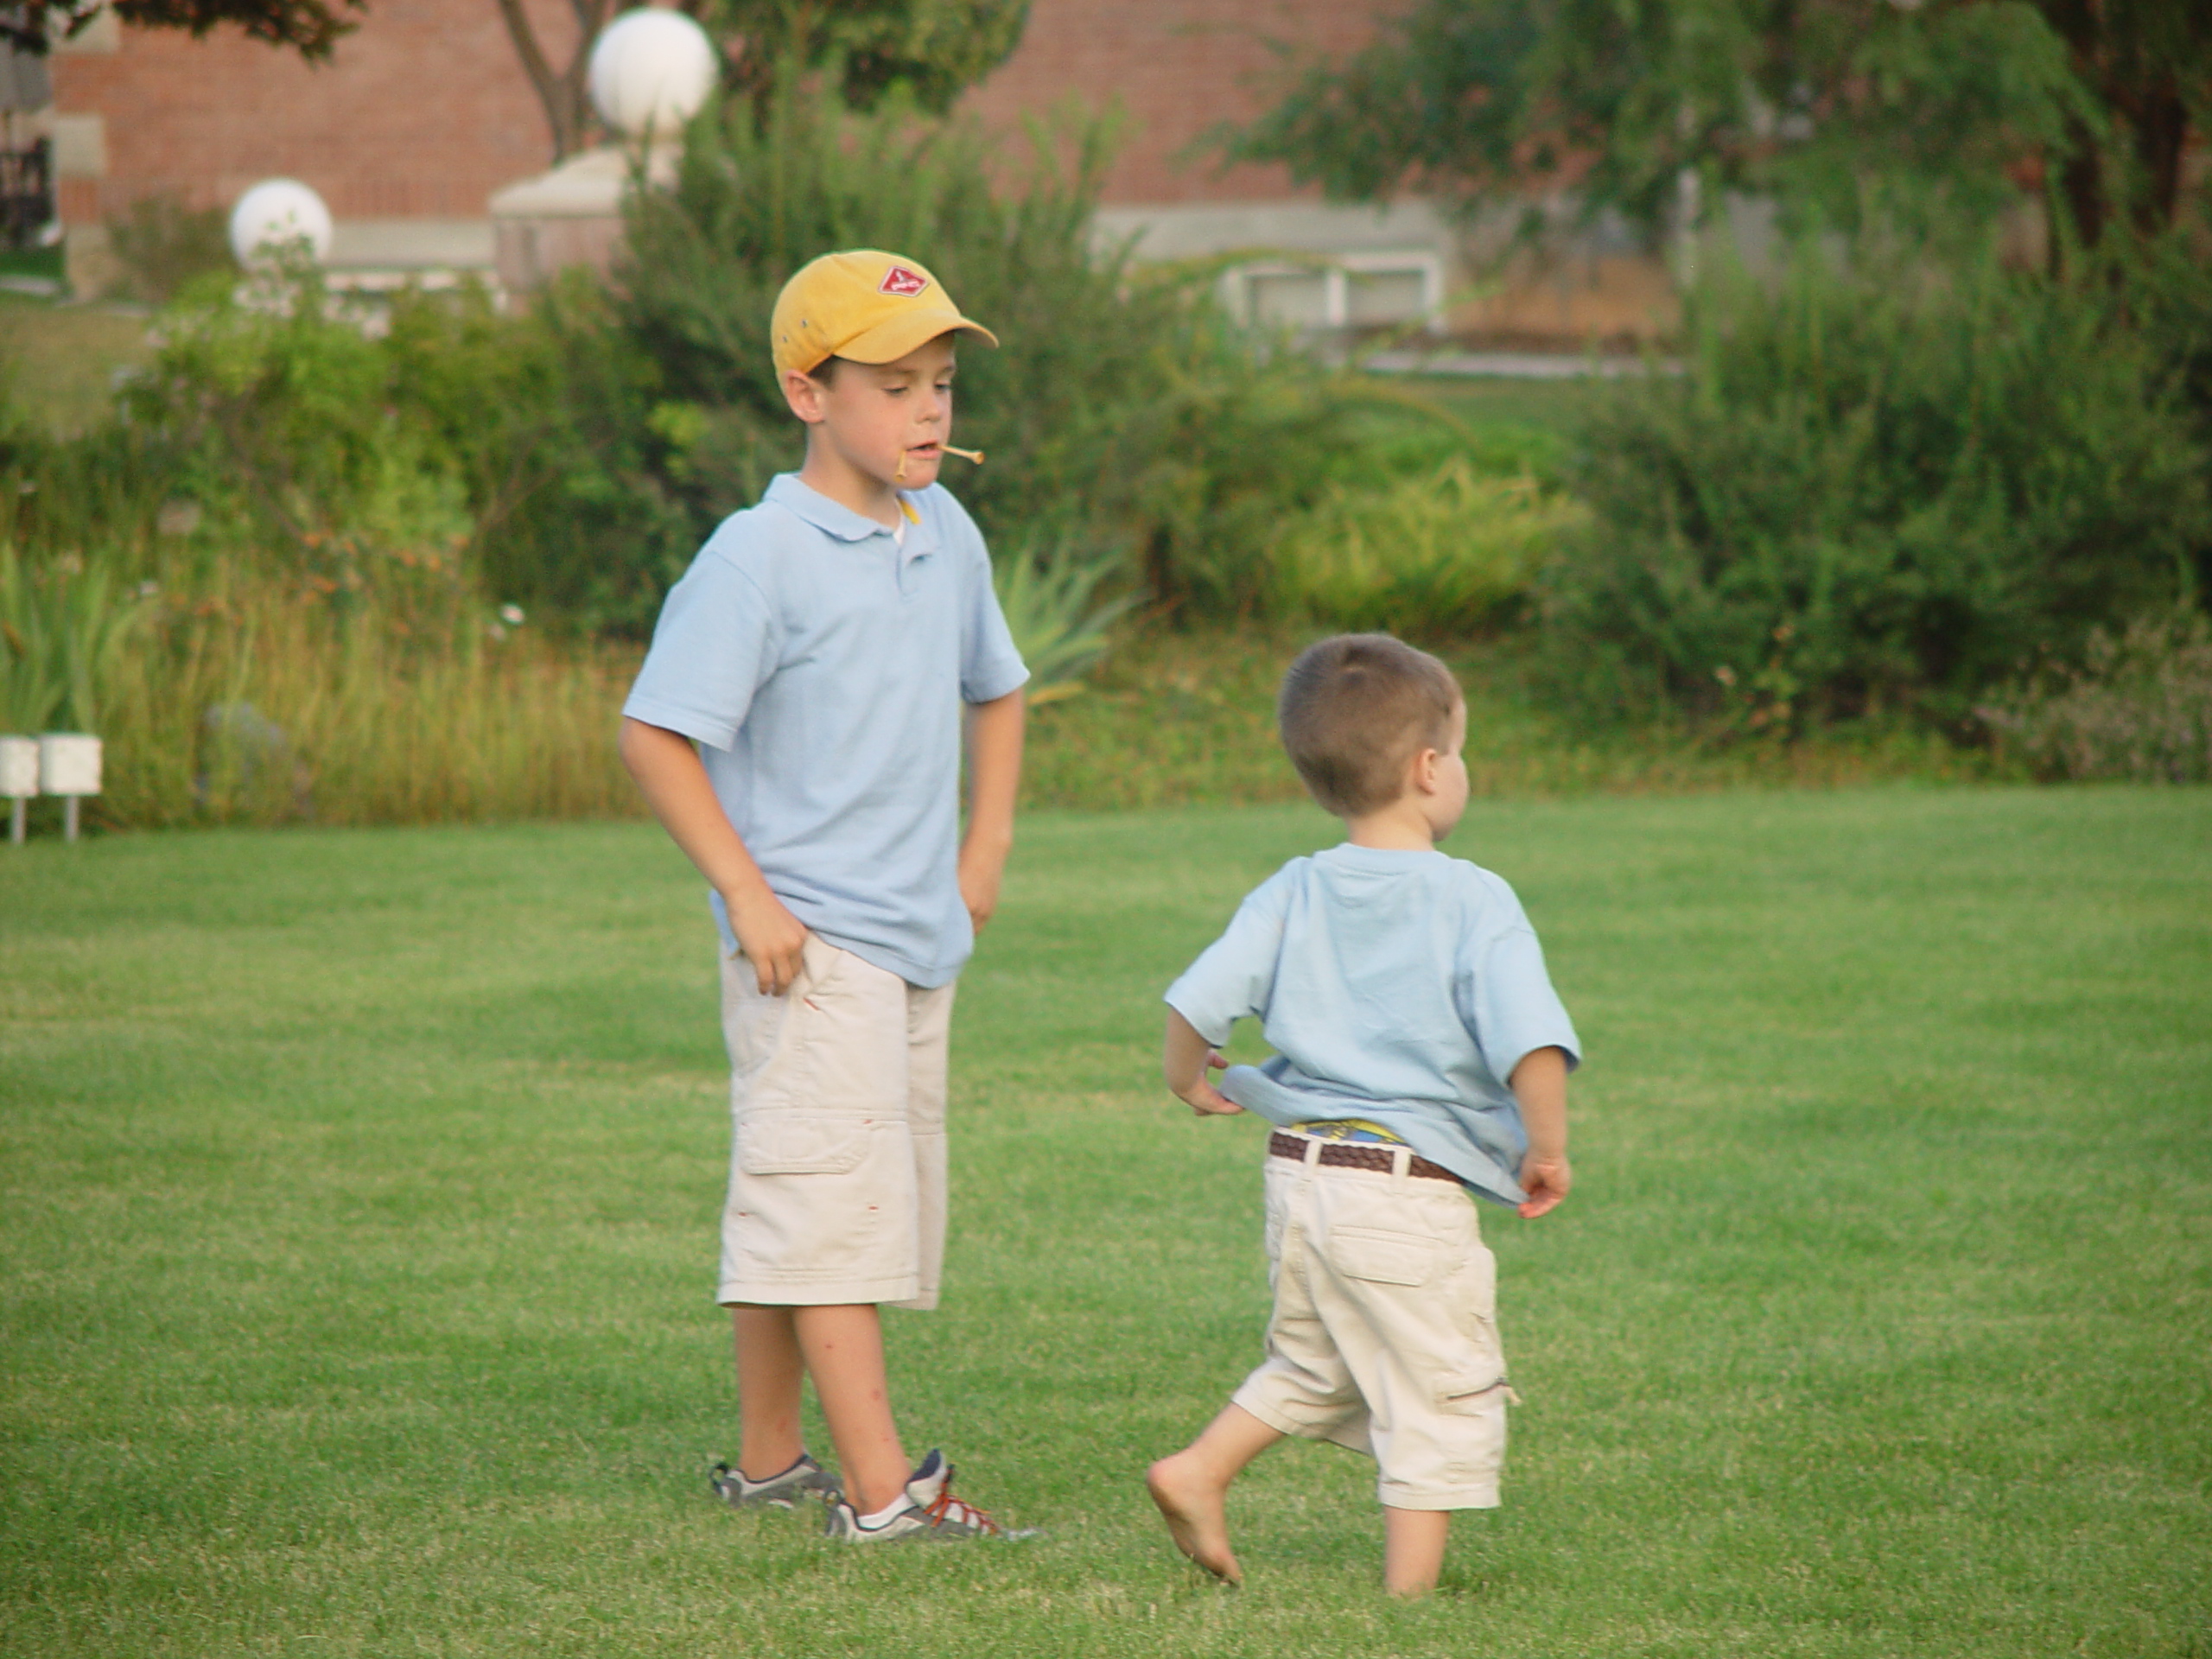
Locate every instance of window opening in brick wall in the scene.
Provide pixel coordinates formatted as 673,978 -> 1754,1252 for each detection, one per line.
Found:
1229,251 -> 1443,334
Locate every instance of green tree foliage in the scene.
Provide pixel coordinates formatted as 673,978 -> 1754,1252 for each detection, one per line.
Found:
496,0 -> 1027,198
698,0 -> 1029,114
1224,0 -> 2208,253
4,0 -> 361,56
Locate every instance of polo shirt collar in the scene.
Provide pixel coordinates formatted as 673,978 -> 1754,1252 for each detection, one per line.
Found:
766,473 -> 919,547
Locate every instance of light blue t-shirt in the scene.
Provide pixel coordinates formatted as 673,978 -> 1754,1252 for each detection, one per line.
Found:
1164,844 -> 1581,1206
622,474 -> 1029,988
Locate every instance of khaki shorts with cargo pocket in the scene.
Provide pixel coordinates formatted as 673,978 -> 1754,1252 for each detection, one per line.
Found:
1231,1135 -> 1516,1510
716,934 -> 954,1311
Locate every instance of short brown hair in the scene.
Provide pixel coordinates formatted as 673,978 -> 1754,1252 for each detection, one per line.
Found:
1278,634 -> 1461,816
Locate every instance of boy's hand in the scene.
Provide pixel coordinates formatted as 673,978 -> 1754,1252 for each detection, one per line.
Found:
728,887 -> 810,995
1176,1053 -> 1243,1117
1164,1009 -> 1243,1117
958,842 -> 1005,936
1516,1154 -> 1571,1219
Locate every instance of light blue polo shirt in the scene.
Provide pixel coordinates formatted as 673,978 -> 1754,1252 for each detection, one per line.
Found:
623,474 -> 1029,988
1165,845 -> 1581,1206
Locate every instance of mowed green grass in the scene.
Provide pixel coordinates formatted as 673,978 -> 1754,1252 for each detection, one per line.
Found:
3,789 -> 2208,1658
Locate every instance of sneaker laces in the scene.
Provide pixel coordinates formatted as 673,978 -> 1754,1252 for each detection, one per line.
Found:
922,1466 -> 998,1535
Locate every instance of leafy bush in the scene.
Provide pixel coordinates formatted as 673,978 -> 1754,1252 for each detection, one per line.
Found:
1980,610 -> 2212,783
118,274 -> 543,570
1271,456 -> 1585,637
1542,256 -> 2212,730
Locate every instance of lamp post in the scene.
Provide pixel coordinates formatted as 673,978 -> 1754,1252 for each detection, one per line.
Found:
587,10 -> 717,143
490,10 -> 716,294
228,178 -> 334,268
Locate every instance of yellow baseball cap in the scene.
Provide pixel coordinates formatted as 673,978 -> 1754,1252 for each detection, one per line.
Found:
771,250 -> 999,378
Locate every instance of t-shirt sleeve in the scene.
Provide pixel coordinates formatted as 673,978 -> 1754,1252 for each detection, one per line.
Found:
1163,868 -> 1295,1046
951,504 -> 1030,705
620,542 -> 778,752
1458,880 -> 1582,1084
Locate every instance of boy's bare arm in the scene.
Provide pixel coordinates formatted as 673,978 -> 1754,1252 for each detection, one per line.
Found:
1165,1007 -> 1242,1116
618,716 -> 809,995
1510,1046 -> 1571,1219
959,688 -> 1025,935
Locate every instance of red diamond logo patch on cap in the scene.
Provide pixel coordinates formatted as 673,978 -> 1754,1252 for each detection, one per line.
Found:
879,265 -> 930,297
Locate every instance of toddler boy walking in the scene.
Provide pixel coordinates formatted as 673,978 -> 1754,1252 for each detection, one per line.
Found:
1147,634 -> 1580,1596
620,250 -> 1028,1541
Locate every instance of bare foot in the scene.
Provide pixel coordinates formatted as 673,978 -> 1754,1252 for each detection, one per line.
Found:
1146,1453 -> 1243,1585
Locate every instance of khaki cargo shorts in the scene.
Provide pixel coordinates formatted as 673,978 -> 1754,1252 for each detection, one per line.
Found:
716,935 -> 955,1311
1231,1134 -> 1516,1510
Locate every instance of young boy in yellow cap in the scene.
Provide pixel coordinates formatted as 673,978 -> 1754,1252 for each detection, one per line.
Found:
620,250 -> 1028,1541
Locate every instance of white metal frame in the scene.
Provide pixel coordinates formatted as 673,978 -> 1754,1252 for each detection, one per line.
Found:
1225,250 -> 1446,332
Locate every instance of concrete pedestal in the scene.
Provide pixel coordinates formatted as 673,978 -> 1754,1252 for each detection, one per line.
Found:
487,145 -> 677,295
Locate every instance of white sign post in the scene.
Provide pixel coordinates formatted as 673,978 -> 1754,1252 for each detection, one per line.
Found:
39,733 -> 103,842
0,735 -> 35,845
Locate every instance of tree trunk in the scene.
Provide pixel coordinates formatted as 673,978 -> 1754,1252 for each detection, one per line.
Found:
2130,75 -> 2188,238
494,0 -> 614,163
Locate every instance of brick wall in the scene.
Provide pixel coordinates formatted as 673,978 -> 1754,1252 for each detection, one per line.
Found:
50,0 -> 579,223
49,0 -> 1394,225
960,0 -> 1388,205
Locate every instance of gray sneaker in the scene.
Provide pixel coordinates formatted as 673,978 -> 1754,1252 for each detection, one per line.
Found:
710,1452 -> 839,1510
822,1449 -> 1008,1541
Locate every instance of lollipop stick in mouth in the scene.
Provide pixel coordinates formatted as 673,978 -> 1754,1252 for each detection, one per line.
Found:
894,450 -> 909,481
943,445 -> 985,464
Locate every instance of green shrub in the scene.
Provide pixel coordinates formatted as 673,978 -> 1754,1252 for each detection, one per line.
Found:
120,274 -> 512,566
1271,456 -> 1586,637
1980,609 -> 2212,783
1543,256 -> 2212,730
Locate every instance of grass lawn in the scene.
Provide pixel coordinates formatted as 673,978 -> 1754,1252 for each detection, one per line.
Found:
3,788 -> 2208,1657
1376,372 -> 1600,440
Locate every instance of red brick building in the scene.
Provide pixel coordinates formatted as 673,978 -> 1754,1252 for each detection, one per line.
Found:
35,0 -> 1674,340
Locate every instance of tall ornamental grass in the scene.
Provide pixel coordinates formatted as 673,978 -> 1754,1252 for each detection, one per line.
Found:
99,561 -> 640,830
0,544 -> 147,734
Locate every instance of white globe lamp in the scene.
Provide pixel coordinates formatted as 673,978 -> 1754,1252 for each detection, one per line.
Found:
228,179 -> 334,266
588,9 -> 717,141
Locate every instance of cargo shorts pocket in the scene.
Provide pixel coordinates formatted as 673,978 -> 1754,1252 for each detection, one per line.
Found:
1438,1245 -> 1510,1408
1331,1227 -> 1439,1287
1435,1366 -> 1517,1410
736,1110 -> 872,1176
